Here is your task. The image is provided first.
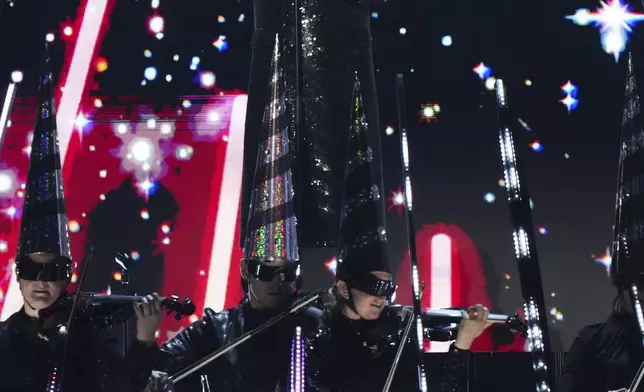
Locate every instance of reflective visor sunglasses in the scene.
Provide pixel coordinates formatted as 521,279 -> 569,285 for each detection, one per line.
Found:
348,273 -> 396,299
17,258 -> 72,282
247,260 -> 298,282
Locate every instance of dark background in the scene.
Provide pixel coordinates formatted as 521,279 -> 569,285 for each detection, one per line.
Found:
0,0 -> 633,349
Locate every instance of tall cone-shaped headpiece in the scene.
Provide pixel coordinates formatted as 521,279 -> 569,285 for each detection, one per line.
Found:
15,42 -> 72,276
335,73 -> 389,281
242,35 -> 299,264
611,52 -> 644,288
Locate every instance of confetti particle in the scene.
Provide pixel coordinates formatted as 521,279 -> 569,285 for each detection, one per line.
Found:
68,220 -> 81,233
399,27 -> 407,35
538,226 -> 548,235
144,49 -> 152,58
144,67 -> 157,81
385,126 -> 395,136
484,192 -> 496,203
529,140 -> 543,152
99,170 -> 107,178
441,35 -> 452,46
95,57 -> 108,73
149,15 -> 165,34
473,62 -> 491,80
525,79 -> 532,86
564,153 -> 570,159
63,26 -> 73,37
199,71 -> 216,89
485,77 -> 496,91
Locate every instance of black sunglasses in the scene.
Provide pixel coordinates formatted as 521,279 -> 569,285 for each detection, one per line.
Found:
348,273 -> 396,299
247,260 -> 298,282
17,258 -> 72,282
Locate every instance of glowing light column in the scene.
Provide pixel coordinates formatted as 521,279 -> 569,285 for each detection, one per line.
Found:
203,95 -> 247,312
495,79 -> 554,392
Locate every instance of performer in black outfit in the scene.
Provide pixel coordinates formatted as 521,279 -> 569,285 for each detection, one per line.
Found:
242,0 -> 387,248
305,75 -> 488,392
0,42 -> 163,392
558,287 -> 644,392
146,34 -> 319,392
558,53 -> 644,392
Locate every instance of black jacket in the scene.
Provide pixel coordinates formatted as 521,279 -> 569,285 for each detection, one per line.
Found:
0,307 -> 157,392
241,0 -> 387,249
307,306 -> 467,392
157,299 -> 320,391
558,312 -> 644,392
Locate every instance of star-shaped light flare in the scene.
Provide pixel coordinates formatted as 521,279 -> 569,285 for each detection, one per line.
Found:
566,0 -> 644,61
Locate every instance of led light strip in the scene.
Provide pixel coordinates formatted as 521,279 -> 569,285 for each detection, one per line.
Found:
428,233 -> 453,353
0,83 -> 17,140
0,0 -> 110,321
203,95 -> 247,312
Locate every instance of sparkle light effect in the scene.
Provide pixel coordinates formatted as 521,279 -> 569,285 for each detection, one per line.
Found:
112,119 -> 174,194
387,187 -> 405,215
566,0 -> 644,61
559,81 -> 579,112
473,62 -> 492,80
420,103 -> 440,123
324,257 -> 338,276
592,247 -> 612,275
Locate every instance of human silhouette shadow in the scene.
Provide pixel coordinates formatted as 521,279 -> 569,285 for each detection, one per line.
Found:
80,178 -> 179,296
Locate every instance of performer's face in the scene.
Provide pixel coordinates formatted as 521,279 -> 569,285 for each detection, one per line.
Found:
18,254 -> 68,312
345,271 -> 394,321
242,259 -> 297,310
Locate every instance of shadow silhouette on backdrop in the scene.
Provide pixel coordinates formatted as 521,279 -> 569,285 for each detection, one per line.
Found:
80,178 -> 180,296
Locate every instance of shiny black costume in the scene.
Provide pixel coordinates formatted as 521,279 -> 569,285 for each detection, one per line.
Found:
157,298 -> 318,391
242,0 -> 387,248
307,306 -> 466,392
0,304 -> 156,392
558,311 -> 644,392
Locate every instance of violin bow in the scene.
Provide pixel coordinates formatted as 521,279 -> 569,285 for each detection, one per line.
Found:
55,246 -> 95,391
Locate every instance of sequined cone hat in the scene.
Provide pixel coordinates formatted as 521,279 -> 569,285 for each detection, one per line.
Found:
242,35 -> 299,263
335,73 -> 389,280
611,52 -> 644,288
16,42 -> 72,266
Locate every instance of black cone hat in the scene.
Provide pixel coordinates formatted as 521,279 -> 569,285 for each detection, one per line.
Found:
335,73 -> 389,280
16,42 -> 72,266
611,52 -> 644,288
242,35 -> 299,264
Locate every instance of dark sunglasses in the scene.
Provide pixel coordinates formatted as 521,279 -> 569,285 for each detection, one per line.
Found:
348,273 -> 396,299
17,258 -> 72,282
247,260 -> 298,282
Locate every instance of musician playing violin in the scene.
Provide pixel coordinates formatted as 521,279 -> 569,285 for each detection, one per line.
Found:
145,257 -> 320,392
0,253 -> 165,392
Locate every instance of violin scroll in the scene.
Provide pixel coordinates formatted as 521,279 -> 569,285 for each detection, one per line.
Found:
162,294 -> 196,320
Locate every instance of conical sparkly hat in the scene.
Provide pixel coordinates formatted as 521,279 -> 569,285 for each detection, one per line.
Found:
611,52 -> 644,288
242,35 -> 299,264
16,42 -> 72,266
335,73 -> 389,280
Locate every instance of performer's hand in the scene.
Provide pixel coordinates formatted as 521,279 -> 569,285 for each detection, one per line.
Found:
144,370 -> 173,392
454,304 -> 491,350
134,293 -> 164,345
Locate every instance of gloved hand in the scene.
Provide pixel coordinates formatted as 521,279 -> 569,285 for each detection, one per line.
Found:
144,370 -> 173,392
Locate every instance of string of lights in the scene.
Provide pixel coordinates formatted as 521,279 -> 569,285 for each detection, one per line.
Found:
395,74 -> 427,392
495,79 -> 554,392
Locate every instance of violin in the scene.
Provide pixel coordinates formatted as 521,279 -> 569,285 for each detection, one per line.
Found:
38,292 -> 196,332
